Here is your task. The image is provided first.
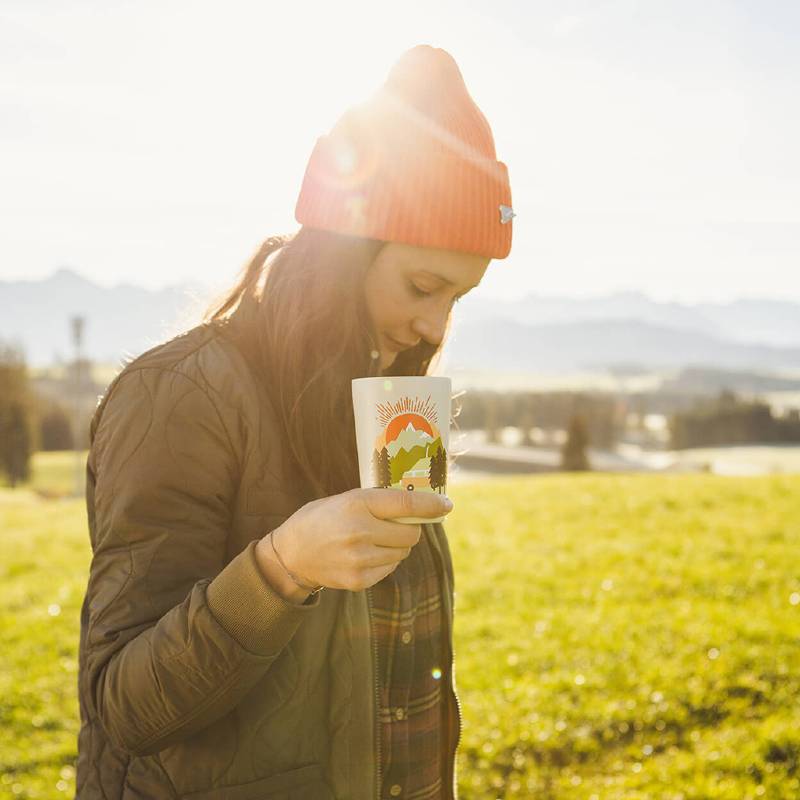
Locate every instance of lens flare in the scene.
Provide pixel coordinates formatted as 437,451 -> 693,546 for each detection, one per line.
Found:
312,135 -> 381,193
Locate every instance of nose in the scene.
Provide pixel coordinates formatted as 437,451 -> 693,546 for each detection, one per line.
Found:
411,306 -> 450,348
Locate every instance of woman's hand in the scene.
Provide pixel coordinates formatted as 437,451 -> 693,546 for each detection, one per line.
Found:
255,488 -> 454,598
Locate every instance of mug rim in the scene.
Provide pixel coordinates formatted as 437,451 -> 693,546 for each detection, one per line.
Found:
352,376 -> 452,385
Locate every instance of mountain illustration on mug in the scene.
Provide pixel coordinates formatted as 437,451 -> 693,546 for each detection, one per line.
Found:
370,394 -> 447,493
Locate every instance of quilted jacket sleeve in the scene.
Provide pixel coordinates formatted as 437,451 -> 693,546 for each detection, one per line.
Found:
82,366 -> 320,757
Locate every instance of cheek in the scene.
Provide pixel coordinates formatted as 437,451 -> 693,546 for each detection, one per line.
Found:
366,273 -> 409,329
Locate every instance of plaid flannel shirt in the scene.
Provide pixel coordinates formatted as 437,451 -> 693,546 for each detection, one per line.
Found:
370,528 -> 448,799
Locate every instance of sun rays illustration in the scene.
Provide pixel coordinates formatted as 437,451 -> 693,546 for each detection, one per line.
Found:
376,394 -> 438,427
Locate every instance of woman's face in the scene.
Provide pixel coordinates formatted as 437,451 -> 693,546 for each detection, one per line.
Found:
364,242 -> 491,370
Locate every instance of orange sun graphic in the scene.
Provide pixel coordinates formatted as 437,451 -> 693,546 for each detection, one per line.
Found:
385,413 -> 434,444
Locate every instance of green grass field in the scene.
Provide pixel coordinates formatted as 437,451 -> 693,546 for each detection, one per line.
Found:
2,453 -> 800,798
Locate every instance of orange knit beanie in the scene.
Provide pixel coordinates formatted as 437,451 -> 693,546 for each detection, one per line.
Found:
294,45 -> 514,260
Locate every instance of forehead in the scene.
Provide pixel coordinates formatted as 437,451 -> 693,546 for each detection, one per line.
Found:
380,242 -> 489,286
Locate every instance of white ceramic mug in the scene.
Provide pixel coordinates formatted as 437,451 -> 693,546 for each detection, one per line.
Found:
352,376 -> 451,523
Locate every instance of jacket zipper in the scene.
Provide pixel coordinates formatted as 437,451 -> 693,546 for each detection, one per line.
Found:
451,606 -> 463,752
366,586 -> 382,799
439,529 -> 462,800
453,675 -> 463,750
450,642 -> 463,799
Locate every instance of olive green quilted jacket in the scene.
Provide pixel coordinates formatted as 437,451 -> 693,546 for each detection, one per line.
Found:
76,320 -> 462,799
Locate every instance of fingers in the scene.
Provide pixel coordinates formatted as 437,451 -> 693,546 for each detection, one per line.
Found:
366,519 -> 422,548
359,544 -> 413,569
361,560 -> 402,588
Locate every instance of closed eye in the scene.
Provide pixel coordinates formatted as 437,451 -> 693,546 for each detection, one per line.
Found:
408,281 -> 463,305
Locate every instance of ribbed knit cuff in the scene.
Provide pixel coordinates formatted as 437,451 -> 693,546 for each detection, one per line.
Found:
206,540 -> 320,656
295,136 -> 513,260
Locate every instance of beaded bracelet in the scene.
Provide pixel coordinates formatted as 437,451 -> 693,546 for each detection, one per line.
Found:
269,530 -> 324,595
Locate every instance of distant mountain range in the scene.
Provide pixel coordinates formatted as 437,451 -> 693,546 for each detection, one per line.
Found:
443,317 -> 800,373
454,290 -> 800,348
4,268 -> 800,376
1,268 -> 208,365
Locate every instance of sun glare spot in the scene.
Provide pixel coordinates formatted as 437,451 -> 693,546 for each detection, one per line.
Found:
334,142 -> 357,175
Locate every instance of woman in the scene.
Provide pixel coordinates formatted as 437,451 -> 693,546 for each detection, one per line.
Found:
77,45 -> 513,799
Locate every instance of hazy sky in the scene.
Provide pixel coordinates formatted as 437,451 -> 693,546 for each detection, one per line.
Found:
1,0 -> 798,303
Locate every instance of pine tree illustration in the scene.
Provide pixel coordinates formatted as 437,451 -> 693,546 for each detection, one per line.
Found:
428,448 -> 438,491
371,448 -> 382,487
429,446 -> 447,493
372,446 -> 392,488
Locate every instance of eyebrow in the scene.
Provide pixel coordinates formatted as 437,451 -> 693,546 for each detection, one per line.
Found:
419,270 -> 480,292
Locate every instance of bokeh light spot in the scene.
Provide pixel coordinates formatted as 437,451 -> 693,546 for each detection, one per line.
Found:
334,142 -> 357,175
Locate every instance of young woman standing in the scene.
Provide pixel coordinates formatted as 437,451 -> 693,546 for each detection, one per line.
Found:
77,45 -> 513,799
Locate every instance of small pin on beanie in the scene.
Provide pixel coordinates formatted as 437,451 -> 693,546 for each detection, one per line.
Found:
294,45 -> 514,259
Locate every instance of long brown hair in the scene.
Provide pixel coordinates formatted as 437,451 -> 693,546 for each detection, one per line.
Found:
204,226 -> 453,502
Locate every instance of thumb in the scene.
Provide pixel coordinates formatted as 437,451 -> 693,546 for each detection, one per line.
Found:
361,487 -> 453,520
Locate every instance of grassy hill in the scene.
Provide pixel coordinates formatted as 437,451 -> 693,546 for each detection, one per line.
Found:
1,454 -> 799,798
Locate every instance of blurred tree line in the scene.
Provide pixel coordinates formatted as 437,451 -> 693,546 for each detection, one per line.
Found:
561,414 -> 591,471
453,387 -> 800,452
453,389 -> 626,449
0,343 -> 77,487
0,345 -> 34,486
670,390 -> 800,449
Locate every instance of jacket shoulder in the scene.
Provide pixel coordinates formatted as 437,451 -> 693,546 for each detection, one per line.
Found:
118,322 -> 247,384
91,323 -> 262,439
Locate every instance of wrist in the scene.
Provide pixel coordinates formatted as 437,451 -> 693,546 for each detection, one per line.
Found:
255,529 -> 312,604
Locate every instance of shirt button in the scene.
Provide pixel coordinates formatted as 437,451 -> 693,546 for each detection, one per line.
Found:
401,630 -> 412,644
394,707 -> 405,720
389,784 -> 402,796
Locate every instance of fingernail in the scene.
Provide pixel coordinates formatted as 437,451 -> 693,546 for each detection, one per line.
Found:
441,496 -> 454,511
